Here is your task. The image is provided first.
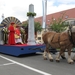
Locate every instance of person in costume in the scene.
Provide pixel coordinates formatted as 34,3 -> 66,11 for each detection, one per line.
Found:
8,22 -> 15,45
1,24 -> 8,44
15,25 -> 23,44
20,26 -> 26,43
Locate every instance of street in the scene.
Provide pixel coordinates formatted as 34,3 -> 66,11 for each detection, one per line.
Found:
0,52 -> 75,75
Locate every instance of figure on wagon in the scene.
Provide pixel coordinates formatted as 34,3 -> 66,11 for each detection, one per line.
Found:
15,25 -> 23,44
1,24 -> 8,44
8,22 -> 15,45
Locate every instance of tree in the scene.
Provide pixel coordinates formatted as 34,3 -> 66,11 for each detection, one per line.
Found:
22,21 -> 28,28
34,22 -> 42,32
22,21 -> 42,32
49,13 -> 69,32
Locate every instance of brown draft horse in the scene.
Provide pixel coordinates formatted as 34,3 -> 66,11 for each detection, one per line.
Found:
42,26 -> 75,64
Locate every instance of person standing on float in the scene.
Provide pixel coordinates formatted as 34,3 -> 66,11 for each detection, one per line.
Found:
8,23 -> 15,45
1,24 -> 8,44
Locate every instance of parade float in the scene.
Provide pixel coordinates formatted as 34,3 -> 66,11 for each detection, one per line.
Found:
0,4 -> 45,56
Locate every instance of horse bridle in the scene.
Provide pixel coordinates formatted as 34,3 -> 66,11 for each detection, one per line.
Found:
68,25 -> 75,45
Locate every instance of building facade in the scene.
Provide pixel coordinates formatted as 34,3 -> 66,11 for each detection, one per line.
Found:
34,8 -> 75,43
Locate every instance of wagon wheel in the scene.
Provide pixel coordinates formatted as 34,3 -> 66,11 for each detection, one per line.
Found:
1,16 -> 22,27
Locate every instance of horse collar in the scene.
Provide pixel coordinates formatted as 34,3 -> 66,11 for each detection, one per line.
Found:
68,30 -> 75,45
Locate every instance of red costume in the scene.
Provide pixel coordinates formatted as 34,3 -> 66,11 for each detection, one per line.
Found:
8,23 -> 15,45
15,28 -> 20,36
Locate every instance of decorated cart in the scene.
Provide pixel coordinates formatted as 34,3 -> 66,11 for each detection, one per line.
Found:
0,16 -> 45,56
0,44 -> 45,56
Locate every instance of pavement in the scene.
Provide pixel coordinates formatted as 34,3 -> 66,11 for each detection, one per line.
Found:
0,52 -> 75,75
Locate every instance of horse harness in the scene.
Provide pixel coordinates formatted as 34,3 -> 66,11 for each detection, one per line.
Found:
51,32 -> 68,47
68,26 -> 75,46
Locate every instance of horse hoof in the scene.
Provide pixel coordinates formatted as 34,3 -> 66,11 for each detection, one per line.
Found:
49,59 -> 53,62
56,60 -> 60,62
68,62 -> 74,64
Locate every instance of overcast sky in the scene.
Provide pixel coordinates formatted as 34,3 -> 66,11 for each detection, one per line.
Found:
0,0 -> 75,23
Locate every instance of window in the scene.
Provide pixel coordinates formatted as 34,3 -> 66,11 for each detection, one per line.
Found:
65,16 -> 68,19
71,21 -> 75,25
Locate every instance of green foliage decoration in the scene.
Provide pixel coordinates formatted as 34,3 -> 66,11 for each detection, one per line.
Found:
27,12 -> 36,17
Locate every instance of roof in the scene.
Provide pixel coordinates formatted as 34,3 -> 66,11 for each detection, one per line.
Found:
34,8 -> 75,25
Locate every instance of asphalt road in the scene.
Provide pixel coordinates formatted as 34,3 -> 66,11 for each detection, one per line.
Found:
0,52 -> 75,75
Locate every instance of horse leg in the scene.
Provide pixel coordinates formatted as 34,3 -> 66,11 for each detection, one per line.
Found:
61,51 -> 66,59
43,49 -> 47,60
56,48 -> 64,62
43,44 -> 49,60
43,44 -> 53,61
46,44 -> 53,61
67,49 -> 74,64
48,50 -> 53,62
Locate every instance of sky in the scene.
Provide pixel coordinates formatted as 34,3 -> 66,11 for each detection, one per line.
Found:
0,0 -> 75,23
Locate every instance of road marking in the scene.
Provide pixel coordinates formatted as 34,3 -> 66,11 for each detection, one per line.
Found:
0,63 -> 15,66
0,55 -> 52,75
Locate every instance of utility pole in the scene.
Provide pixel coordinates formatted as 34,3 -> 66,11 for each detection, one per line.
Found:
42,0 -> 47,31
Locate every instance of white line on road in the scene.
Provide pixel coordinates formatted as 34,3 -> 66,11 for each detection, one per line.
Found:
0,63 -> 15,66
0,55 -> 52,75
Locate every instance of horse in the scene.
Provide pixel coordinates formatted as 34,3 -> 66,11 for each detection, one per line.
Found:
42,25 -> 75,64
